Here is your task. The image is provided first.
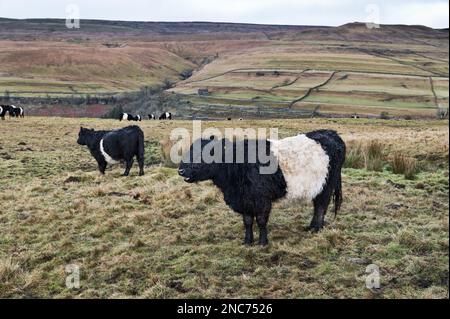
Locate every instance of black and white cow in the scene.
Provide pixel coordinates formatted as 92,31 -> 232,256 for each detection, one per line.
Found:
1,105 -> 10,120
159,112 -> 172,120
9,105 -> 24,118
179,130 -> 346,246
77,125 -> 145,176
120,113 -> 142,121
148,114 -> 156,120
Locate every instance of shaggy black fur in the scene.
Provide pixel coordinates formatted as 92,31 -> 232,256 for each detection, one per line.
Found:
305,130 -> 346,232
120,113 -> 141,121
0,105 -> 10,120
77,125 -> 145,176
179,130 -> 346,246
179,138 -> 287,246
9,106 -> 24,118
1,105 -> 24,119
159,112 -> 172,120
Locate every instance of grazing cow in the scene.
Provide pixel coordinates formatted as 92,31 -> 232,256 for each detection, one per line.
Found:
179,130 -> 346,246
227,118 -> 232,121
159,112 -> 172,120
148,114 -> 156,120
238,118 -> 243,121
120,113 -> 141,121
5,105 -> 24,118
1,105 -> 14,119
1,105 -> 10,120
11,105 -> 24,118
77,125 -> 145,176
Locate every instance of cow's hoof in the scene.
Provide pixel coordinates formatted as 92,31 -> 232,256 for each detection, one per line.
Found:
139,172 -> 145,176
258,239 -> 269,247
307,224 -> 323,233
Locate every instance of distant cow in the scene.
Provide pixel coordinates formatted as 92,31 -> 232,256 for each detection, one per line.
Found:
9,105 -> 24,118
159,112 -> 172,120
0,105 -> 11,120
77,125 -> 145,176
148,114 -> 156,120
120,113 -> 141,121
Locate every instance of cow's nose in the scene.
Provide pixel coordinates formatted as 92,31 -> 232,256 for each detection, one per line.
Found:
178,169 -> 185,176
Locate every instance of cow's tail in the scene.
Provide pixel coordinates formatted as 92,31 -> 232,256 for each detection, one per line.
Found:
137,129 -> 145,161
333,173 -> 342,218
333,142 -> 346,218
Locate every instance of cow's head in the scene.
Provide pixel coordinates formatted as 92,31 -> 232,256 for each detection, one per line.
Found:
178,136 -> 224,183
77,127 -> 94,145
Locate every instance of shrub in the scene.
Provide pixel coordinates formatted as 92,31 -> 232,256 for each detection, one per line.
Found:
102,105 -> 124,119
380,111 -> 390,120
392,153 -> 417,180
436,107 -> 449,120
180,69 -> 193,80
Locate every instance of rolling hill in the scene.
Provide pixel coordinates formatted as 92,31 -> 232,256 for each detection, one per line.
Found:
0,18 -> 448,118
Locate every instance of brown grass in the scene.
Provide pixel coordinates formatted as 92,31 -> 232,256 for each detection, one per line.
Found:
0,117 -> 448,299
392,153 -> 418,180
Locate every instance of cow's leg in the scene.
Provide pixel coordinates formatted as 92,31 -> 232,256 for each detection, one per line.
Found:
309,186 -> 333,232
98,161 -> 107,175
243,214 -> 254,246
136,152 -> 144,176
137,156 -> 144,176
256,209 -> 271,246
123,158 -> 134,176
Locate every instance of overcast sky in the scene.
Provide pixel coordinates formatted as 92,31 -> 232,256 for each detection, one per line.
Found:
0,0 -> 448,28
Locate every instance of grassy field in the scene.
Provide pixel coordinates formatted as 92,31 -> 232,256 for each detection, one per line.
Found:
0,117 -> 448,298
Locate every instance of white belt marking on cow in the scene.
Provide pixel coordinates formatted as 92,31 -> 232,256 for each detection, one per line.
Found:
100,139 -> 120,165
122,113 -> 128,121
270,134 -> 329,201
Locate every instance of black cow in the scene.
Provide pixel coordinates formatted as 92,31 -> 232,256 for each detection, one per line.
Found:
159,112 -> 172,120
179,130 -> 346,246
77,125 -> 145,176
9,105 -> 24,118
0,105 -> 8,120
120,113 -> 141,121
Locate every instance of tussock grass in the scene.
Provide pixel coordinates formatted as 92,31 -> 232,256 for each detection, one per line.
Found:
344,140 -> 385,172
392,153 -> 418,180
